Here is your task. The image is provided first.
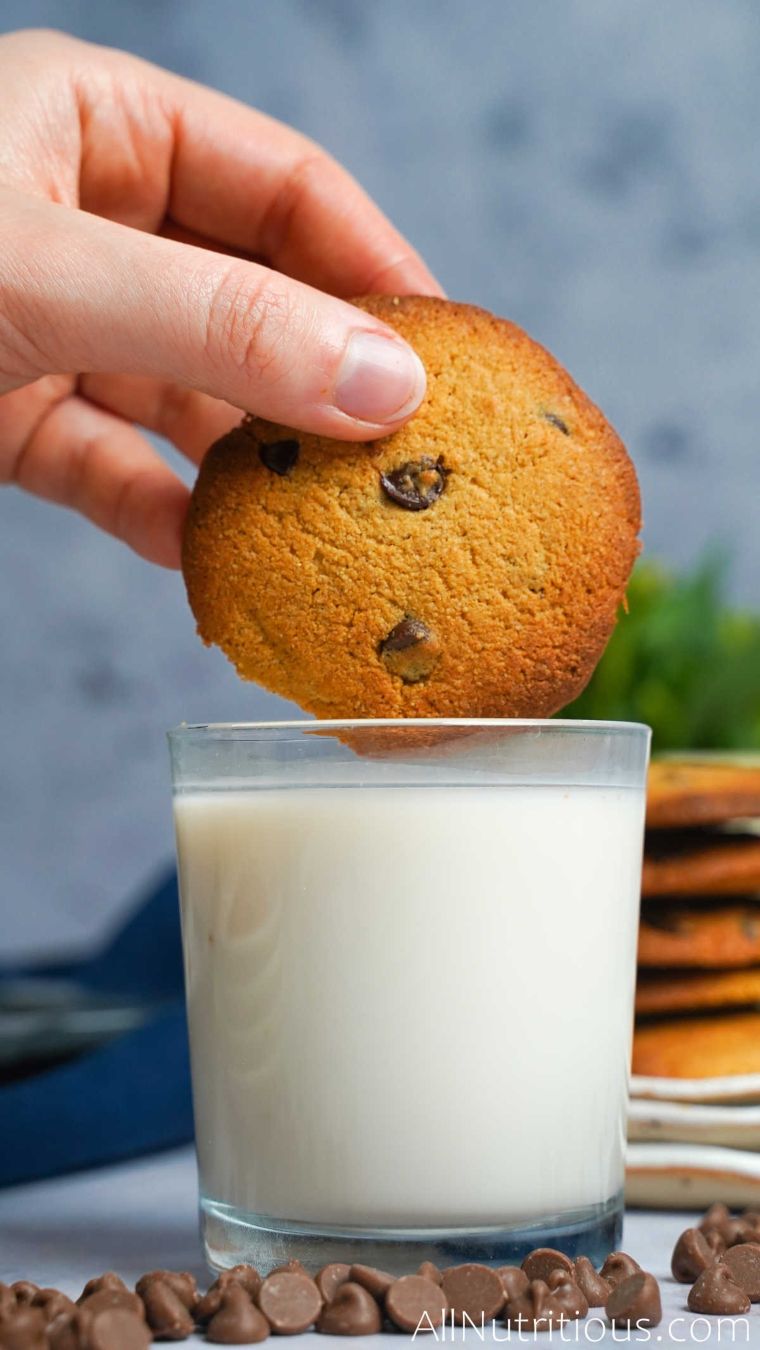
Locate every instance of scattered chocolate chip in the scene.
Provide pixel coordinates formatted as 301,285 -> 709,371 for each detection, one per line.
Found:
314,1264 -> 351,1304
671,1227 -> 719,1283
545,1269 -> 589,1321
496,1267 -> 529,1301
257,1272 -> 322,1335
440,1264 -> 505,1324
0,1305 -> 47,1350
378,616 -> 441,683
268,1261 -> 307,1278
77,1275 -> 127,1306
722,1218 -> 759,1247
316,1283 -> 381,1336
543,411 -> 570,435
503,1279 -> 558,1332
259,440 -> 299,476
600,1251 -> 641,1288
30,1291 -> 76,1325
701,1202 -> 731,1232
721,1243 -> 760,1302
139,1280 -> 194,1340
688,1263 -> 751,1316
348,1265 -> 394,1302
385,1275 -> 448,1333
417,1262 -> 442,1285
380,456 -> 447,511
196,1269 -> 262,1326
51,1303 -> 151,1350
206,1285 -> 269,1344
702,1228 -> 727,1256
47,1311 -> 79,1350
605,1272 -> 662,1328
573,1256 -> 610,1306
78,1290 -> 144,1320
225,1266 -> 262,1299
521,1248 -> 574,1283
9,1285 -> 38,1307
136,1270 -> 198,1312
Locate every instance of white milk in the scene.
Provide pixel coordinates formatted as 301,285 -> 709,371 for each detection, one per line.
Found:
174,785 -> 644,1229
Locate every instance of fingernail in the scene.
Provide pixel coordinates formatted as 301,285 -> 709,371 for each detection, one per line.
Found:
334,330 -> 426,424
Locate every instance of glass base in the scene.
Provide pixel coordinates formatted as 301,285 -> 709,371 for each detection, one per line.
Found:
201,1192 -> 623,1275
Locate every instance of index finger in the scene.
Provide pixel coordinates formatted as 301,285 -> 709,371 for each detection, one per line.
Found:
149,64 -> 443,298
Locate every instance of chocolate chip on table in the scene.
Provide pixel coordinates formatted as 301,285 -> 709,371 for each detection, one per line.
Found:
136,1270 -> 199,1312
671,1227 -> 719,1283
139,1280 -> 195,1340
0,1305 -> 47,1350
385,1275 -> 449,1333
259,440 -> 300,476
573,1256 -> 610,1306
495,1267 -> 528,1301
702,1228 -> 727,1256
347,1265 -> 394,1301
440,1264 -> 505,1324
314,1264 -> 351,1304
503,1279 -> 561,1332
9,1284 -> 38,1307
30,1290 -> 76,1325
77,1274 -> 128,1305
225,1266 -> 263,1298
722,1243 -> 760,1302
605,1272 -> 662,1329
521,1248 -> 574,1283
78,1289 -> 145,1320
417,1262 -> 442,1285
257,1272 -> 322,1335
543,411 -> 570,435
599,1251 -> 641,1288
206,1284 -> 270,1344
688,1264 -> 751,1316
380,456 -> 448,511
379,616 -> 441,684
545,1269 -> 588,1320
269,1261 -> 307,1278
49,1302 -> 152,1350
700,1201 -> 731,1232
196,1269 -> 262,1325
316,1283 -> 382,1336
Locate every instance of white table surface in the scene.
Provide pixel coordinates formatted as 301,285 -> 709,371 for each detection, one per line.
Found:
0,1150 -> 752,1345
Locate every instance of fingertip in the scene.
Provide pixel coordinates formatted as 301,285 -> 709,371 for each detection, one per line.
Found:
332,330 -> 426,428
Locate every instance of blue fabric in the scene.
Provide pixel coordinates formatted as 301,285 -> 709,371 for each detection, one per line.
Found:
0,870 -> 194,1188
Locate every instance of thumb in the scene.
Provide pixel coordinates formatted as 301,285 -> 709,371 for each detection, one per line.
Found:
0,190 -> 427,438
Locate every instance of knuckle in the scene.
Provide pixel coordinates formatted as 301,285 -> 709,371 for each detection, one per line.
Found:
202,264 -> 295,386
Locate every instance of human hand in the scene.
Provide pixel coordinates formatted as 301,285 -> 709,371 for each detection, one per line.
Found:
0,30 -> 441,566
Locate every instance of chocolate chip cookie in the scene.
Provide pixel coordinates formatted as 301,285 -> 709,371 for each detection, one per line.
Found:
183,296 -> 640,718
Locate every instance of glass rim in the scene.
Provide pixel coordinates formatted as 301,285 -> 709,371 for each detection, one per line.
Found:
168,717 -> 650,739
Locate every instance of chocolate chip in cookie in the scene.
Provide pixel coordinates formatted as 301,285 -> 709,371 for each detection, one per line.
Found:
379,617 -> 441,683
380,456 -> 448,510
259,439 -> 300,476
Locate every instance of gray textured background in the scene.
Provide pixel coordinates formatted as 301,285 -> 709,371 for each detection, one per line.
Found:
1,0 -> 758,959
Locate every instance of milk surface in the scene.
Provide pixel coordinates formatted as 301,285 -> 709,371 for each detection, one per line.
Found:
174,785 -> 644,1228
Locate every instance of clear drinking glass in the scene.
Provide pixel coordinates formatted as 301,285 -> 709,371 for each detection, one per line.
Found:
168,718 -> 650,1274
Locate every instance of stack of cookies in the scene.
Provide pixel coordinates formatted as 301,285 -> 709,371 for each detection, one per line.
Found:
627,758 -> 760,1208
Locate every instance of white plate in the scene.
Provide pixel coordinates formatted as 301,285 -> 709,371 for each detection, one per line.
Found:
631,1072 -> 760,1104
629,1096 -> 760,1148
626,1142 -> 760,1208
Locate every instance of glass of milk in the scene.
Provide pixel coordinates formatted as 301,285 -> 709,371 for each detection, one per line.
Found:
168,719 -> 649,1273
